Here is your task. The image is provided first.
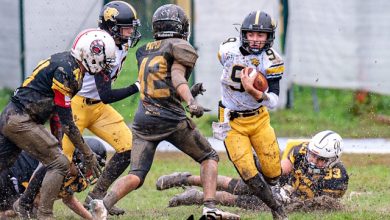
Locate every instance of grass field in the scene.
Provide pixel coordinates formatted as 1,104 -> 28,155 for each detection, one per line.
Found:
52,152 -> 390,220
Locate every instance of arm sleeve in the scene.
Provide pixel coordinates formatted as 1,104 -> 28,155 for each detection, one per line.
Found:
172,41 -> 198,68
262,78 -> 280,109
55,105 -> 92,157
94,71 -> 139,104
319,166 -> 349,198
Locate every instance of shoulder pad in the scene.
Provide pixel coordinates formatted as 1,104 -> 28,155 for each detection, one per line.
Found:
172,39 -> 198,68
265,48 -> 284,79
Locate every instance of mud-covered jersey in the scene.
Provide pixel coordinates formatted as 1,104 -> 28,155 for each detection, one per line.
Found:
282,141 -> 349,199
218,37 -> 284,111
58,169 -> 88,198
11,52 -> 83,124
133,38 -> 198,136
77,45 -> 128,100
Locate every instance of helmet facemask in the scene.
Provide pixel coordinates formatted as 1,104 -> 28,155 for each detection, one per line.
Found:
240,11 -> 276,55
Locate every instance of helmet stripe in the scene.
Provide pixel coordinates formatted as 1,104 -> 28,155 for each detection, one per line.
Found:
122,1 -> 138,19
255,11 -> 260,25
319,131 -> 335,144
72,28 -> 101,49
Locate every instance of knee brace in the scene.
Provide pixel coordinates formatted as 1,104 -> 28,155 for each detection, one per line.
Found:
245,174 -> 280,211
227,179 -> 252,195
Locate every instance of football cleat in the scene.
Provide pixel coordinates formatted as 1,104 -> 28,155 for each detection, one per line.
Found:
202,206 -> 240,220
90,199 -> 108,220
169,188 -> 203,207
156,172 -> 192,190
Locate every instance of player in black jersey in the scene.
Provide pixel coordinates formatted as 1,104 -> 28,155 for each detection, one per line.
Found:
90,4 -> 239,220
0,29 -> 116,219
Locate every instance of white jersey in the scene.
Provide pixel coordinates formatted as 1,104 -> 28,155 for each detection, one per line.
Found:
218,37 -> 284,111
77,45 -> 128,100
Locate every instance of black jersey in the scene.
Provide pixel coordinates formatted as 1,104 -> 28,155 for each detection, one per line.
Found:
11,52 -> 83,124
283,142 -> 349,199
133,38 -> 198,136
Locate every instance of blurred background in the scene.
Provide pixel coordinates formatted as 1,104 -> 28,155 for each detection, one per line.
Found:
1,0 -> 390,138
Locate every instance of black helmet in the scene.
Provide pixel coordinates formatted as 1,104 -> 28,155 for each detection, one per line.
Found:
240,11 -> 276,54
152,4 -> 190,40
99,1 -> 141,47
85,138 -> 107,167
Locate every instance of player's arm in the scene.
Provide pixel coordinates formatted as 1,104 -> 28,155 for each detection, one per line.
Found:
52,70 -> 101,178
94,70 -> 140,104
62,195 -> 93,220
262,49 -> 284,109
240,69 -> 267,101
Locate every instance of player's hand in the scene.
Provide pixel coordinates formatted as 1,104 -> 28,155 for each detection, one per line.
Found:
240,68 -> 256,92
271,185 -> 291,204
188,100 -> 211,118
190,83 -> 206,98
83,153 -> 102,179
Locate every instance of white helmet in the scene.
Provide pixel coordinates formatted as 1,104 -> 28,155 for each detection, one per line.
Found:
71,29 -> 116,74
306,130 -> 343,173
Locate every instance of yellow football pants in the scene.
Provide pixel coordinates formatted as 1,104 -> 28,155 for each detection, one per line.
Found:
62,95 -> 132,161
221,106 -> 281,181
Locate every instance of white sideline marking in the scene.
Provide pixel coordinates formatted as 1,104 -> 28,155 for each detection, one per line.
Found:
86,136 -> 390,154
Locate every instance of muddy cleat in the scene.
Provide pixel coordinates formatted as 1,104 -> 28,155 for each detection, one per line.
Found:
271,206 -> 288,220
202,207 -> 240,220
13,198 -> 32,219
90,199 -> 108,220
156,172 -> 192,190
169,188 -> 203,207
85,194 -> 125,216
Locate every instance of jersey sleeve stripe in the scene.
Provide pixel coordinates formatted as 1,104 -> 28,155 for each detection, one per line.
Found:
52,79 -> 72,97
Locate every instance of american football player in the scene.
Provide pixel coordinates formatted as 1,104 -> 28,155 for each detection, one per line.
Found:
90,4 -> 239,220
15,1 -> 142,217
156,131 -> 349,212
212,10 -> 286,220
1,138 -> 107,219
0,29 -> 115,219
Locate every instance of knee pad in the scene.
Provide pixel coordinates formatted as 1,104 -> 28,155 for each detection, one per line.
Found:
46,154 -> 69,176
227,179 -> 251,195
200,149 -> 219,163
245,174 -> 279,210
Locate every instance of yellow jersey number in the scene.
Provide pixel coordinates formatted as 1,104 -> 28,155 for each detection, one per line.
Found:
138,55 -> 170,100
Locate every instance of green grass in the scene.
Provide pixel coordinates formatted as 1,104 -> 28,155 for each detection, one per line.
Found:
52,153 -> 390,219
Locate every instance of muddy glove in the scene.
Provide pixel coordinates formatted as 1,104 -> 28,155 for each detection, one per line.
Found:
271,185 -> 291,204
190,83 -> 206,98
187,99 -> 211,118
83,153 -> 102,179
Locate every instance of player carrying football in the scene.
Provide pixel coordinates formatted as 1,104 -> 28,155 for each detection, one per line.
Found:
213,10 -> 286,220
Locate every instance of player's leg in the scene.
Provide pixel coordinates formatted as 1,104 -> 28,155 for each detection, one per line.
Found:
85,105 -> 132,215
2,110 -> 69,219
101,134 -> 157,212
167,120 -> 239,219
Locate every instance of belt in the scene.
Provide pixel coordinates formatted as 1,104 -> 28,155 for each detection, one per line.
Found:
229,108 -> 261,120
84,98 -> 101,105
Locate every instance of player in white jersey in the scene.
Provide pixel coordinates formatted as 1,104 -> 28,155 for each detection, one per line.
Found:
14,1 -> 142,217
215,11 -> 287,220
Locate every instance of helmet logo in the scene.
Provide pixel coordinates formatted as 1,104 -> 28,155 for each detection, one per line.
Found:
104,7 -> 119,22
90,39 -> 105,55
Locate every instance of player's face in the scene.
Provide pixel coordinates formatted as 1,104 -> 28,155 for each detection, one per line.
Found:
306,151 -> 329,168
115,26 -> 135,44
246,31 -> 268,49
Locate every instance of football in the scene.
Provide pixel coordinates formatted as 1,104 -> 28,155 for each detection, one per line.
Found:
244,67 -> 268,92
